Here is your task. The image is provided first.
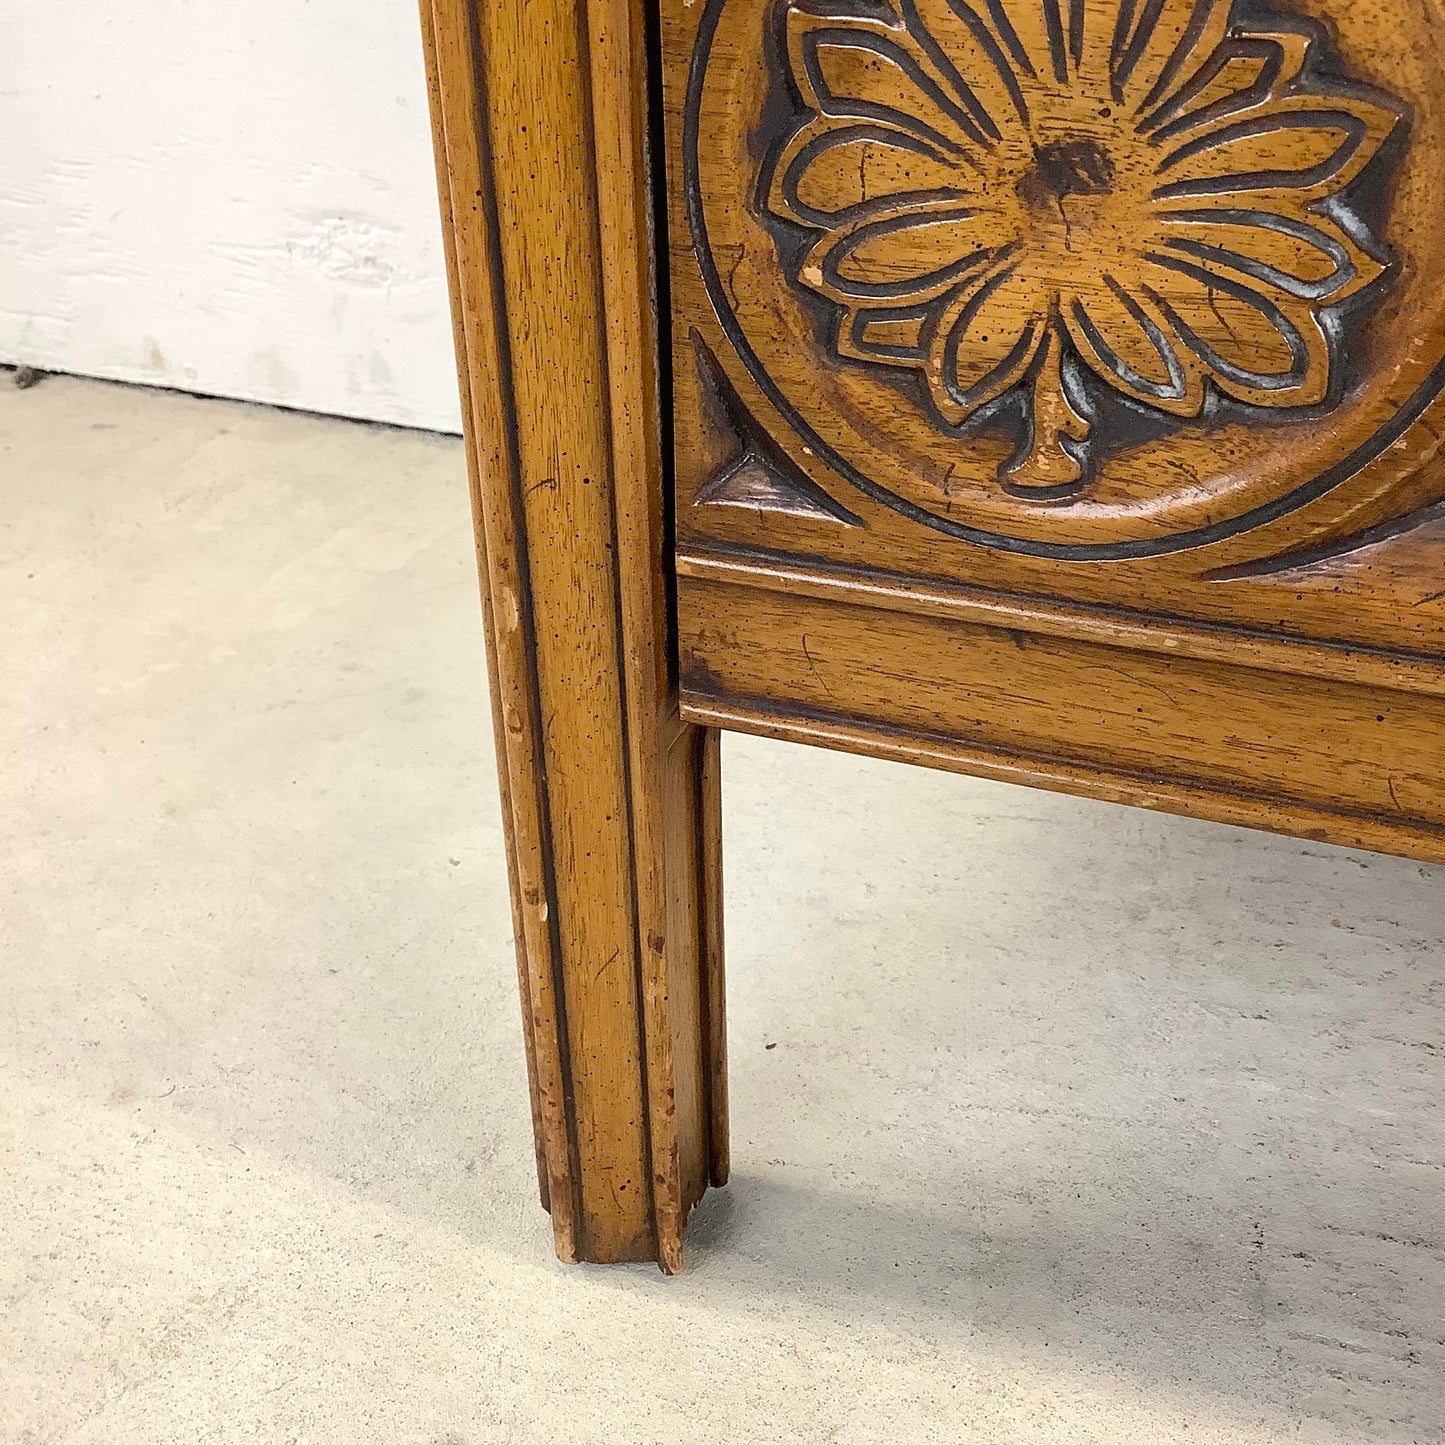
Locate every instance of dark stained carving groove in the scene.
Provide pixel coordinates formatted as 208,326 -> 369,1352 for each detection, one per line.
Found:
691,331 -> 862,525
698,453 -> 860,521
1207,500 -> 1445,580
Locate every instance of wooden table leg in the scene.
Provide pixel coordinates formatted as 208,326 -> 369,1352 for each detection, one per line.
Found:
420,0 -> 726,1271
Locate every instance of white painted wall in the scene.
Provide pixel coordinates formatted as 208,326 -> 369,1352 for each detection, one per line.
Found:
0,1 -> 463,433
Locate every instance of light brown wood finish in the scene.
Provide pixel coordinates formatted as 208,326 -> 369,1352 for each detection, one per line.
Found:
421,0 -> 725,1271
664,0 -> 1445,649
426,0 -> 1445,1271
678,557 -> 1445,865
661,0 -> 1445,871
418,14 -> 549,1208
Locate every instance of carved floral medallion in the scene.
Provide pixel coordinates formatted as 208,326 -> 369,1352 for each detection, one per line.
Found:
679,0 -> 1445,560
767,0 -> 1402,495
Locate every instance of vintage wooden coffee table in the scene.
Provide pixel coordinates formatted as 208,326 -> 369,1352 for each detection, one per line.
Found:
419,0 -> 1445,1270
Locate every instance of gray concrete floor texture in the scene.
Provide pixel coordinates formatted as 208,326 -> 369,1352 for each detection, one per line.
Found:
3,375 -> 1443,1444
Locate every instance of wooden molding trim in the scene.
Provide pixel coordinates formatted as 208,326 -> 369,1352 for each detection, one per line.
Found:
421,0 -> 725,1271
683,694 -> 1445,867
419,8 -> 550,1209
677,550 -> 1445,700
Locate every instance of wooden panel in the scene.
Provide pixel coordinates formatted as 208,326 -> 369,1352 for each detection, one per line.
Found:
678,560 -> 1445,864
659,0 -> 1445,655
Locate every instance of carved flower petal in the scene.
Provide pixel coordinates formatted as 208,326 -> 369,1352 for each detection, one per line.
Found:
1114,0 -> 1232,113
924,258 -> 1045,424
1140,31 -> 1310,142
900,0 -> 1035,134
946,0 -> 1105,94
787,6 -> 997,157
837,304 -> 935,368
1154,93 -> 1402,203
969,0 -> 1070,89
1074,0 -> 1129,86
799,203 -> 1012,306
769,119 -> 971,228
1138,255 -> 1332,408
1155,206 -> 1387,304
1063,277 -> 1203,415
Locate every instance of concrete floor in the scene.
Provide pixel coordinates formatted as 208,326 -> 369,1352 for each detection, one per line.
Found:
3,374 -> 1443,1444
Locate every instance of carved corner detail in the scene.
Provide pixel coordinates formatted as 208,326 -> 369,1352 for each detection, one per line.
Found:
690,330 -> 862,526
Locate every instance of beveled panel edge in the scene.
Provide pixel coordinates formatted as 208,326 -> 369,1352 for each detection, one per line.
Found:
676,547 -> 1445,699
681,693 -> 1445,869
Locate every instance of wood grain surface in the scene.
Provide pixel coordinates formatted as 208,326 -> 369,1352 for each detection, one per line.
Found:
662,0 -> 1445,867
678,554 -> 1445,864
662,0 -> 1445,649
421,0 -> 726,1271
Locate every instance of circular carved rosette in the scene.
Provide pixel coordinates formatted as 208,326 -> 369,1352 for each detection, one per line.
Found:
685,0 -> 1445,560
